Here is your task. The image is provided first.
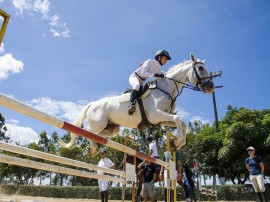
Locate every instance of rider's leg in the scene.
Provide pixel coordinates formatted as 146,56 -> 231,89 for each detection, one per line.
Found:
129,89 -> 138,113
128,74 -> 141,115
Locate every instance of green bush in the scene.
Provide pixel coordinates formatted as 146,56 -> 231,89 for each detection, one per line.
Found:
0,184 -> 269,201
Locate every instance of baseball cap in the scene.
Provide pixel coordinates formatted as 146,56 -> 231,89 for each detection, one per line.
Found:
247,146 -> 255,151
100,149 -> 106,154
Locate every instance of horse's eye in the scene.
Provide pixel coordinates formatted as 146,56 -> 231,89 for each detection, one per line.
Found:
198,66 -> 204,71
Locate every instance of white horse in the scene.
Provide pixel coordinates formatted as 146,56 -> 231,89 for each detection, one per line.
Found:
58,53 -> 215,156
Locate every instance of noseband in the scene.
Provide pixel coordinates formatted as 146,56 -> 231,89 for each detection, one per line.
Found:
192,62 -> 213,89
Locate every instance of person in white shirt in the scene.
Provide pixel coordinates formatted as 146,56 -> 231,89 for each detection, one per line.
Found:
97,149 -> 115,202
128,50 -> 171,115
146,136 -> 159,158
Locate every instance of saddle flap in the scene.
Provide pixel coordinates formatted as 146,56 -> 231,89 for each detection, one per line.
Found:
119,89 -> 151,103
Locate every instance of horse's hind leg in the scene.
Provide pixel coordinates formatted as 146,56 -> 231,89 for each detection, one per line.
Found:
87,124 -> 120,156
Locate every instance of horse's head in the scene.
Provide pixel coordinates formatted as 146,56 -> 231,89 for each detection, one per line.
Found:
188,53 -> 215,94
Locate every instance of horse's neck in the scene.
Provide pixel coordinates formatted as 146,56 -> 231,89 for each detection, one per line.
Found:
165,62 -> 192,96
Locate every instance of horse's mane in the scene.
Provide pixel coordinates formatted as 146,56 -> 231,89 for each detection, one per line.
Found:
166,60 -> 192,74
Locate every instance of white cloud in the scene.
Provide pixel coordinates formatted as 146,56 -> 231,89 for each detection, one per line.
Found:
27,97 -> 88,122
176,107 -> 191,120
189,115 -> 210,125
33,0 -> 50,18
49,15 -> 70,38
0,53 -> 24,80
12,0 -> 32,16
12,0 -> 70,38
5,123 -> 39,145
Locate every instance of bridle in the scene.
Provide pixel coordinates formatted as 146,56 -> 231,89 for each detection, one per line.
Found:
151,62 -> 216,113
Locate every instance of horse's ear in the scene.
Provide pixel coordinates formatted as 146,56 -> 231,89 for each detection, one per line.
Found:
190,53 -> 197,63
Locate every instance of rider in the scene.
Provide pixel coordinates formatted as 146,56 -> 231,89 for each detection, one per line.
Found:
128,50 -> 171,115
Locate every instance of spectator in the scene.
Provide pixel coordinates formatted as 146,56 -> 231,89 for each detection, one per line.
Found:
138,160 -> 157,202
159,151 -> 188,202
182,165 -> 196,202
97,149 -> 115,202
245,146 -> 267,202
146,136 -> 159,158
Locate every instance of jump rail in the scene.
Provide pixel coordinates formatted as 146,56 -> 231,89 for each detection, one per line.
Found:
0,142 -> 125,176
0,153 -> 124,183
0,93 -> 169,167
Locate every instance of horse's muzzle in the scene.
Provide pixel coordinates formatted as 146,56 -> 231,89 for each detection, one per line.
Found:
202,81 -> 215,94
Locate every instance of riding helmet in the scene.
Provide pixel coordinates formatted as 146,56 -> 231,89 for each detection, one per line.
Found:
155,50 -> 171,60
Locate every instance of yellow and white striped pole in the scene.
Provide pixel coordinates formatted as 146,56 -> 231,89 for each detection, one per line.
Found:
166,131 -> 177,202
166,133 -> 171,202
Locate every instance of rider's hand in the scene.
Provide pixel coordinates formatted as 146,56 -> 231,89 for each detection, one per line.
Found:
154,72 -> 164,78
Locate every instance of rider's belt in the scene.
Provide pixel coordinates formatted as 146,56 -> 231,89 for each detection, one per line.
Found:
153,156 -> 159,159
135,72 -> 146,81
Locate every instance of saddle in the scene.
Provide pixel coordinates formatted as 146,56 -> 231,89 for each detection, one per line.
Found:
119,83 -> 155,130
119,83 -> 151,103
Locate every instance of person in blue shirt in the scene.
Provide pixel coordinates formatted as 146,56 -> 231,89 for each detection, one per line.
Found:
245,146 -> 267,202
159,151 -> 188,202
182,165 -> 196,202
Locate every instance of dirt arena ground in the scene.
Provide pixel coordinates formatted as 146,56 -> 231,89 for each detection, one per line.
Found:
0,194 -> 255,202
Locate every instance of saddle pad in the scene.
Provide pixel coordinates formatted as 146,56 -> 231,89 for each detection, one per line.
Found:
119,89 -> 151,103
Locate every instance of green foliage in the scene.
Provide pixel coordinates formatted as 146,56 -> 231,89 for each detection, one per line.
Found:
218,106 -> 270,182
0,113 -> 10,143
180,106 -> 270,184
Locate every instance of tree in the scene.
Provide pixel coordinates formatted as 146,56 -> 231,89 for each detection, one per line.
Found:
0,113 -> 10,142
218,106 -> 270,183
181,120 -> 223,185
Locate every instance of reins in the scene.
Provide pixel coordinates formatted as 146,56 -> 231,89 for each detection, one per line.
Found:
151,77 -> 201,113
149,62 -> 211,113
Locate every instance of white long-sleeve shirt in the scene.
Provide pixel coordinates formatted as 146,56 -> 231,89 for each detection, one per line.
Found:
97,157 -> 114,175
134,59 -> 161,79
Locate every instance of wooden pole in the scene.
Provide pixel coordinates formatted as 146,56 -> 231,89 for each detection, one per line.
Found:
0,153 -> 124,183
0,142 -> 124,176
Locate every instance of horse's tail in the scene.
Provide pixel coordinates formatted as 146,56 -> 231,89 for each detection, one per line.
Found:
57,102 -> 93,148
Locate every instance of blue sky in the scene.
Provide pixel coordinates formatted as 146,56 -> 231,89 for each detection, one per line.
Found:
0,0 -> 270,145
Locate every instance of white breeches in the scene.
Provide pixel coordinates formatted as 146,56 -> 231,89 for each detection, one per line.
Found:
129,73 -> 144,91
250,174 -> 265,192
98,180 -> 109,192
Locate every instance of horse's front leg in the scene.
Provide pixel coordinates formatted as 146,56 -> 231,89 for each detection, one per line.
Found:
153,109 -> 187,149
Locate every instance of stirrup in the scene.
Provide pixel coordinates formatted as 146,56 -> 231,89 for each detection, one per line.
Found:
128,103 -> 136,115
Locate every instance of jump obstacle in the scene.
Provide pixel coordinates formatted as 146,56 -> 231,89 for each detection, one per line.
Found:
0,93 -> 175,202
0,142 -> 125,183
0,93 -> 169,168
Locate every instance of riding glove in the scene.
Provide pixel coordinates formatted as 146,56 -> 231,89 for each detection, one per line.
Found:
154,72 -> 164,78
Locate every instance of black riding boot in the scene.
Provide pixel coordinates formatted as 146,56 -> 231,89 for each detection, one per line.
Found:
128,90 -> 138,115
256,192 -> 263,202
261,191 -> 268,202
